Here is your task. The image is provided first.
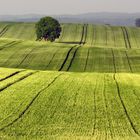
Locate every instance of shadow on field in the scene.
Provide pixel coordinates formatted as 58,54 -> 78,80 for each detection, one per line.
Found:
58,41 -> 84,44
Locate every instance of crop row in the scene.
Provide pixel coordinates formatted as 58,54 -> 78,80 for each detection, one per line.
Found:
0,39 -> 139,72
0,23 -> 140,48
0,22 -> 36,40
57,24 -> 140,48
0,68 -> 139,139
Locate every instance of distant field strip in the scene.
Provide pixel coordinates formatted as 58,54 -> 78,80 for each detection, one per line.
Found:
0,23 -> 36,40
58,24 -> 83,44
59,24 -> 140,48
0,39 -> 139,72
0,68 -> 139,139
0,23 -> 140,48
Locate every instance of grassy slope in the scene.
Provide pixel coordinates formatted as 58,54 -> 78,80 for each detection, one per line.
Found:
0,23 -> 140,139
0,22 -> 36,40
0,68 -> 139,140
0,38 -> 139,72
0,22 -> 140,48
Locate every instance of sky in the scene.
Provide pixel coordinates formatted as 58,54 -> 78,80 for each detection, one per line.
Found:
0,0 -> 140,15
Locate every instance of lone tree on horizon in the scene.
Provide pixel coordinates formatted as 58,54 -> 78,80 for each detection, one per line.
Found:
36,17 -> 61,42
136,18 -> 140,27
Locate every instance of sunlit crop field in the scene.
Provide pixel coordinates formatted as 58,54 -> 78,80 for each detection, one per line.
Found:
0,23 -> 140,139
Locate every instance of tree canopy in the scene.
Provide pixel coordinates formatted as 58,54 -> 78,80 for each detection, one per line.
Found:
136,18 -> 140,27
36,17 -> 61,42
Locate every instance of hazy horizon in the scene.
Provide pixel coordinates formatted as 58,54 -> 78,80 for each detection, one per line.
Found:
1,12 -> 140,16
0,0 -> 140,15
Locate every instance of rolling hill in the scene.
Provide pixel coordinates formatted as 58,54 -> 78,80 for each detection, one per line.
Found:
0,22 -> 140,139
0,68 -> 140,139
0,23 -> 139,72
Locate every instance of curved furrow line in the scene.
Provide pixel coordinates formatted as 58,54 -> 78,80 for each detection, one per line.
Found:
36,76 -> 77,134
66,46 -> 80,71
2,41 -> 16,46
0,41 -> 22,52
113,73 -> 139,136
105,25 -> 108,46
121,27 -> 131,49
70,86 -> 84,133
121,27 -> 128,49
0,73 -> 63,131
0,71 -> 36,93
0,73 -> 64,127
90,26 -> 94,47
79,24 -> 86,45
125,51 -> 133,73
84,48 -> 90,72
0,70 -> 25,82
93,25 -> 97,46
67,24 -> 87,71
0,99 -> 26,125
110,26 -> 116,47
79,24 -> 88,45
8,41 -> 22,48
45,48 -> 59,69
103,75 -> 113,139
0,25 -> 10,37
72,86 -> 82,108
69,76 -> 88,134
111,49 -> 117,73
132,29 -> 139,48
83,24 -> 88,45
92,77 -> 99,136
16,47 -> 37,68
0,41 -> 16,50
43,77 -> 79,131
48,76 -> 72,119
123,27 -> 131,49
2,45 -> 24,66
71,79 -> 84,106
59,46 -> 76,71
49,92 -> 64,119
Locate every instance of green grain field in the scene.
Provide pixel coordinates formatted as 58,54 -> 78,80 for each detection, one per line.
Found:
0,22 -> 140,140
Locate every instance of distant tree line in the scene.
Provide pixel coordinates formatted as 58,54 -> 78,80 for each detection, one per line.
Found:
136,18 -> 140,27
